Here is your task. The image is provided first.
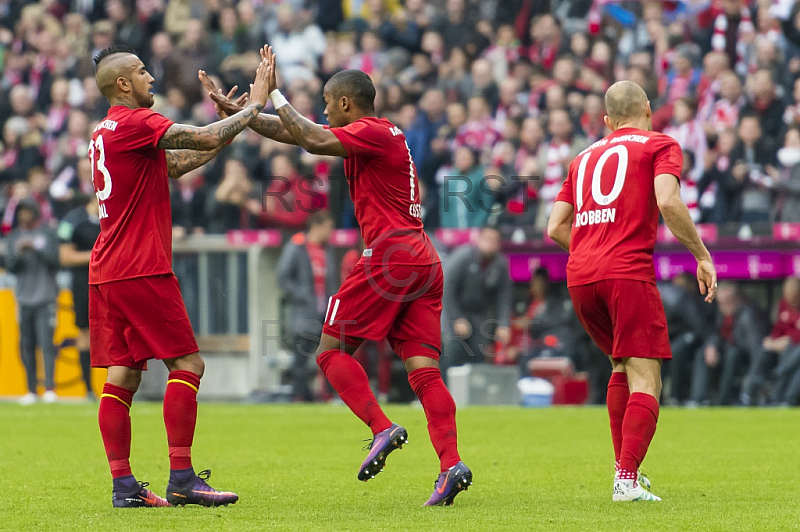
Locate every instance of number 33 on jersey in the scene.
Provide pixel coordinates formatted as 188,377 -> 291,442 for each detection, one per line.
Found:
88,106 -> 176,285
555,127 -> 683,286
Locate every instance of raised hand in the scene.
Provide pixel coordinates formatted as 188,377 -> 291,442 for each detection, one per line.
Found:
260,45 -> 278,94
249,56 -> 271,108
198,70 -> 248,118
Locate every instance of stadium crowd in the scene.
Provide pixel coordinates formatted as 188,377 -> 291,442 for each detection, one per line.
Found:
2,0 -> 800,406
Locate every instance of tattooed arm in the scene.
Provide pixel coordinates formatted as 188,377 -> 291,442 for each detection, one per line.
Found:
157,103 -> 263,151
166,145 -> 225,179
249,114 -> 298,144
275,104 -> 347,157
198,70 -> 298,145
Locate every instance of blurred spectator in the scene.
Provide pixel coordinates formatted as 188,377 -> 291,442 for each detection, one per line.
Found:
171,168 -> 208,237
705,70 -> 745,135
663,44 -> 702,107
453,95 -> 501,156
783,77 -> 800,129
146,32 -> 184,98
443,224 -> 512,370
1,116 -> 44,184
431,0 -> 477,54
741,69 -> 786,142
696,52 -> 731,126
521,14 -> 564,73
664,97 -> 705,221
578,92 -> 605,143
269,4 -> 326,84
438,145 -> 494,228
534,109 -> 585,230
775,127 -> 800,221
57,196 -> 101,400
257,154 -> 326,230
51,152 -> 94,219
707,0 -> 755,77
174,19 -> 210,106
678,150 -> 700,222
404,89 -> 446,183
5,200 -> 60,405
106,0 -> 145,51
690,283 -> 769,406
698,128 -> 739,224
206,158 -> 255,233
742,277 -> 800,406
467,58 -> 499,109
209,7 -> 249,75
277,210 -> 338,402
730,113 -> 779,223
501,267 -> 577,373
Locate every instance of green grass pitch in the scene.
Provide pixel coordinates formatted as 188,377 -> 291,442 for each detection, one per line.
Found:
1,403 -> 798,531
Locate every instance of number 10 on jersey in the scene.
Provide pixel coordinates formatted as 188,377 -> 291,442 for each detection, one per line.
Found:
89,134 -> 111,219
574,145 -> 627,228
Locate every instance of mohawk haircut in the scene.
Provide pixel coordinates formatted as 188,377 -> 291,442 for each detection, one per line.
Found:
93,45 -> 139,68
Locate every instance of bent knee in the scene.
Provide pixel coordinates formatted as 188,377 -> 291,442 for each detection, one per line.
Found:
165,353 -> 205,378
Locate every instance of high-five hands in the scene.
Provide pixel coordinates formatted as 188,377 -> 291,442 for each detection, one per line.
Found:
197,71 -> 247,118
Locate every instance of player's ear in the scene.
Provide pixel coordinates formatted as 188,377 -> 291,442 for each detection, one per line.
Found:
603,115 -> 613,131
117,76 -> 131,93
645,100 -> 652,118
340,96 -> 349,112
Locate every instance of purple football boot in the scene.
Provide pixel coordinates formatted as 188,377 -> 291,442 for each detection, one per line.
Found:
112,479 -> 171,508
357,423 -> 408,481
166,469 -> 238,507
423,461 -> 472,506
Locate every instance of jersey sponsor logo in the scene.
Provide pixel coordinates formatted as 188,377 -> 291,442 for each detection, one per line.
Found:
408,203 -> 422,219
610,134 -> 649,145
574,207 -> 616,227
362,249 -> 373,257
577,133 -> 649,157
389,126 -> 403,136
93,119 -> 119,132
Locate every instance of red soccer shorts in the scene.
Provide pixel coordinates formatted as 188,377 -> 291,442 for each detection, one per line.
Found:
568,278 -> 672,360
322,260 -> 444,361
89,273 -> 199,369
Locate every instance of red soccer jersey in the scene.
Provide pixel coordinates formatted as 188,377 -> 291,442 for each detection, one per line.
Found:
555,127 -> 683,287
329,117 -> 438,265
88,106 -> 175,284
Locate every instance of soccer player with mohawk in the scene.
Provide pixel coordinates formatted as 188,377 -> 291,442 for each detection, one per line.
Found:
89,45 -> 269,507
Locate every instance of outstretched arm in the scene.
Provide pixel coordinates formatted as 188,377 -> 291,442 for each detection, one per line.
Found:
274,103 -> 347,156
158,57 -> 271,150
250,114 -> 298,145
263,46 -> 347,157
157,104 -> 263,151
198,70 -> 299,145
166,145 -> 225,179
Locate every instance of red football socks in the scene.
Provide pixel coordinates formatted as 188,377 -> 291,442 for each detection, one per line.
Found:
607,372 -> 629,463
99,383 -> 135,478
619,392 -> 660,473
408,367 -> 461,472
317,349 -> 392,435
164,370 -> 201,470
